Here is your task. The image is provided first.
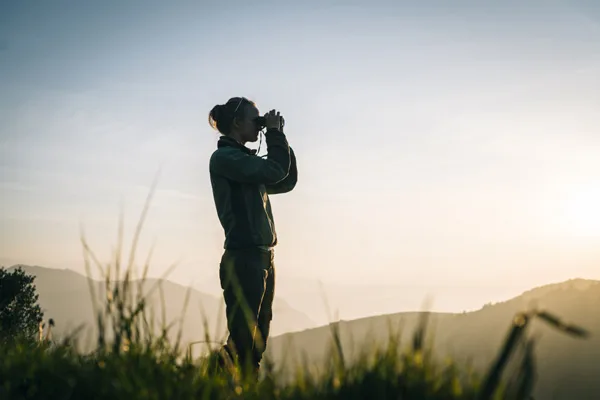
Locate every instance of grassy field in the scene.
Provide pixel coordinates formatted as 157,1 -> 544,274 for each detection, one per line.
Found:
0,197 -> 590,400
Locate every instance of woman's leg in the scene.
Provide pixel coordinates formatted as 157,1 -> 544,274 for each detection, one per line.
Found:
219,248 -> 271,375
254,251 -> 275,369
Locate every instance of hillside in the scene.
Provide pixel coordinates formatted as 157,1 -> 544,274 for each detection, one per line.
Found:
8,265 -> 316,353
266,279 -> 600,400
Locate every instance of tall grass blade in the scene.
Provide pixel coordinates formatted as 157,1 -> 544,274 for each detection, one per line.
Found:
535,310 -> 590,338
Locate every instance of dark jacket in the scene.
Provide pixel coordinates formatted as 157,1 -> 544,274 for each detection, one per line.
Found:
209,129 -> 297,250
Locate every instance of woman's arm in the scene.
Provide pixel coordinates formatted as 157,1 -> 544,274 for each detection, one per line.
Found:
266,147 -> 297,194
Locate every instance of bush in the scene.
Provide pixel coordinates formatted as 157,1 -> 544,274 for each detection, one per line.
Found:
0,266 -> 44,343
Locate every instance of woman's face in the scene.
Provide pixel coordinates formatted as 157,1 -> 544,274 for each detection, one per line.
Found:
235,104 -> 261,143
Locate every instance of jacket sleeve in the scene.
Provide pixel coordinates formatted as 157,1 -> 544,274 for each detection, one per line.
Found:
210,129 -> 291,184
266,147 -> 297,194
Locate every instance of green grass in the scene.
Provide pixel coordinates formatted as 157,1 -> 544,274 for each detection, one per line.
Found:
1,298 -> 588,400
0,185 -> 590,400
0,328 -> 481,400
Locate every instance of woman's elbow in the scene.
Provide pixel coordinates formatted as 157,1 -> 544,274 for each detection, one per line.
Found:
282,176 -> 298,193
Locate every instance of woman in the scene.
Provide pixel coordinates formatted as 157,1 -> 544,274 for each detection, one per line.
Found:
207,97 -> 297,378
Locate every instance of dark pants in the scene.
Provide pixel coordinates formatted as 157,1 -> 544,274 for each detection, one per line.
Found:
219,247 -> 275,375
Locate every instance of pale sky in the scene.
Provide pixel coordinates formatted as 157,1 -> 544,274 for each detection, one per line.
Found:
1,1 -> 599,311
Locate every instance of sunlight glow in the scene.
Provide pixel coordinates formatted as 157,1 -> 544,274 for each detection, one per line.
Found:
562,184 -> 600,238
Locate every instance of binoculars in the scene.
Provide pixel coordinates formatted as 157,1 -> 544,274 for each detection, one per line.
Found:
255,115 -> 285,130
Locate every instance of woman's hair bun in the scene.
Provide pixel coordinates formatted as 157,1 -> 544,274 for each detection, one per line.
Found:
208,104 -> 223,131
213,105 -> 223,120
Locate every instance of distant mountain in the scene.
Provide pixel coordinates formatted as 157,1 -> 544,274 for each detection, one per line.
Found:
7,264 -> 316,353
266,279 -> 600,400
247,276 -> 534,326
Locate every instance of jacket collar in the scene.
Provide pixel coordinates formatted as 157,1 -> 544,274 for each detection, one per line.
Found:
217,135 -> 257,155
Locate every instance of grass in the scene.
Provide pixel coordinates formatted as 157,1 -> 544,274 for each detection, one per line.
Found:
0,183 -> 591,399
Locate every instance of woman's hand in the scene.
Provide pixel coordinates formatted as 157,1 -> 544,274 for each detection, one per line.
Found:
265,109 -> 284,131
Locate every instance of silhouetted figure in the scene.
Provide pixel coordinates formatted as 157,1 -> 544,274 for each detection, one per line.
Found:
208,97 -> 297,380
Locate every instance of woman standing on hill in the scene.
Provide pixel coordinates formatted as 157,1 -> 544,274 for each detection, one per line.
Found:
207,97 -> 297,379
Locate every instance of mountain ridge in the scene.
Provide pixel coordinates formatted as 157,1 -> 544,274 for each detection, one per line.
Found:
265,278 -> 600,399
